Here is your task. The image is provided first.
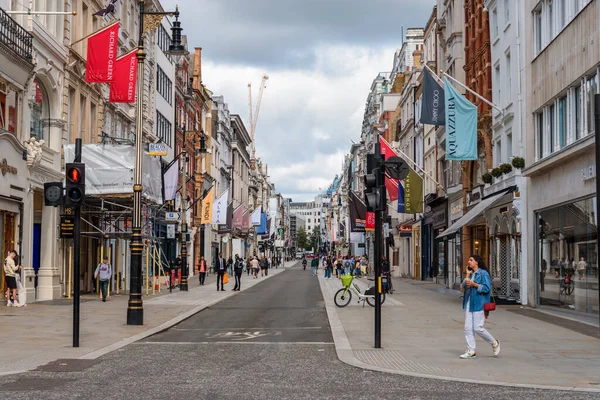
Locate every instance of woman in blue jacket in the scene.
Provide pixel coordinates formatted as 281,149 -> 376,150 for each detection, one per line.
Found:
460,254 -> 500,359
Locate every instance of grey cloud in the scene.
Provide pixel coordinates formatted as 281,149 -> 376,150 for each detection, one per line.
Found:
164,0 -> 435,70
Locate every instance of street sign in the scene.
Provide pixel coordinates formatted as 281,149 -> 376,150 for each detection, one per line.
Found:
165,212 -> 179,221
278,228 -> 284,235
60,215 -> 75,238
149,143 -> 167,156
358,243 -> 365,248
167,224 -> 175,239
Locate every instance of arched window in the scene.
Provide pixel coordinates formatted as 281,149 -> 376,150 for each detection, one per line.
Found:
30,79 -> 50,144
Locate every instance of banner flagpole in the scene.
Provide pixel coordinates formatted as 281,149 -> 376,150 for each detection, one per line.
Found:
70,19 -> 120,46
442,72 -> 503,114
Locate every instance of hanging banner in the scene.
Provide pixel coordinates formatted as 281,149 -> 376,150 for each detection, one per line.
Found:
218,203 -> 233,233
241,208 -> 251,231
365,212 -> 375,231
85,21 -> 120,83
251,205 -> 262,226
379,136 -> 399,160
163,159 -> 178,201
398,182 -> 405,213
385,175 -> 399,202
201,188 -> 214,224
348,190 -> 366,233
420,68 -> 446,125
404,168 -> 424,213
109,49 -> 138,103
232,204 -> 244,229
444,76 -> 478,160
212,189 -> 229,224
257,212 -> 267,235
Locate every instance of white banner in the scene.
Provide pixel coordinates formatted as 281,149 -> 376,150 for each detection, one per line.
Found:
251,205 -> 262,226
212,189 -> 229,225
64,144 -> 162,204
163,160 -> 178,201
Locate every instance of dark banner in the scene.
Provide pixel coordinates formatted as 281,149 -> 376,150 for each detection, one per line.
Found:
420,68 -> 445,126
349,190 -> 366,233
218,203 -> 233,233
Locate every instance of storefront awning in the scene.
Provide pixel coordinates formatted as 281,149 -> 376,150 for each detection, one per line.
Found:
437,190 -> 508,239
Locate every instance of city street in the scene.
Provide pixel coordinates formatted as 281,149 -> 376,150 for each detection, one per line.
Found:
0,262 -> 597,399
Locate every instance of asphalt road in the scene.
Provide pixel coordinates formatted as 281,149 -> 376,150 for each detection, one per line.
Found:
0,262 -> 596,400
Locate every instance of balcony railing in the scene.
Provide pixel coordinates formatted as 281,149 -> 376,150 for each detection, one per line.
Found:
0,8 -> 33,62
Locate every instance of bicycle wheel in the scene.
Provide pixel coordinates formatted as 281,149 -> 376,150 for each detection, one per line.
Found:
388,279 -> 394,294
334,288 -> 352,307
565,282 -> 574,295
366,292 -> 386,307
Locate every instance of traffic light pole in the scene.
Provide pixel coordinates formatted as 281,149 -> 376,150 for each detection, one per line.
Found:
73,139 -> 82,347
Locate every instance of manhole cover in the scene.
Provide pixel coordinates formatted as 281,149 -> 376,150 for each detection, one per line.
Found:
0,378 -> 73,391
35,359 -> 100,373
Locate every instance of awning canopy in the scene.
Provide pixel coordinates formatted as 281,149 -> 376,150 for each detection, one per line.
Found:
437,190 -> 509,239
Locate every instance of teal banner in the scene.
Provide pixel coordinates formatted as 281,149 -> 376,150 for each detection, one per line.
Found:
444,77 -> 478,160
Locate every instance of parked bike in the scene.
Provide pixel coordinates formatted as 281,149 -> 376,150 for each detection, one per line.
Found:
334,274 -> 386,308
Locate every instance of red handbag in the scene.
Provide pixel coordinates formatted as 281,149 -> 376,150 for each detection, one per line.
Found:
484,293 -> 496,318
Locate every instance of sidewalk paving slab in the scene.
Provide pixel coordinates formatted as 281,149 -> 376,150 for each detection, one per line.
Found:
0,267 -> 288,376
319,274 -> 600,393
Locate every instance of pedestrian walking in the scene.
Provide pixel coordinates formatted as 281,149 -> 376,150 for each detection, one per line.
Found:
460,254 -> 500,359
4,250 -> 23,307
311,256 -> 318,276
197,256 -> 207,285
227,256 -> 234,276
260,255 -> 267,277
251,256 -> 260,278
94,255 -> 112,302
214,252 -> 227,291
233,255 -> 243,291
246,257 -> 252,276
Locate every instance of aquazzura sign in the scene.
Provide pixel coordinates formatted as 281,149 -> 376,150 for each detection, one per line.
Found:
443,77 -> 478,161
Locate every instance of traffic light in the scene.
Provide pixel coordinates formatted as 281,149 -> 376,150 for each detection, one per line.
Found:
44,182 -> 63,207
65,163 -> 85,206
363,153 -> 386,212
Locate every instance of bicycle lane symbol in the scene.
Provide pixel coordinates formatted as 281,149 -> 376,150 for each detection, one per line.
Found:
204,331 -> 282,341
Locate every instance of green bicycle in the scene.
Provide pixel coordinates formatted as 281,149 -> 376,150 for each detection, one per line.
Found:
334,274 -> 386,308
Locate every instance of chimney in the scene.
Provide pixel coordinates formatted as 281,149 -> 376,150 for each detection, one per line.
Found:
193,47 -> 202,90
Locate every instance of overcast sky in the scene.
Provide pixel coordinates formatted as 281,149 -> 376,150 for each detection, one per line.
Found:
162,0 -> 435,201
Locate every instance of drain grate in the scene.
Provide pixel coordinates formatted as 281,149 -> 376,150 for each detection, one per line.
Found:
0,378 -> 73,391
35,359 -> 100,373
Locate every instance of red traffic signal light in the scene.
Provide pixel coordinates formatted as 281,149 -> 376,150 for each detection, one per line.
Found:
65,163 -> 85,206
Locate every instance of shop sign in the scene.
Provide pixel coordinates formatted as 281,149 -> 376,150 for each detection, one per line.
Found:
167,224 -> 175,239
450,199 -> 463,222
399,225 -> 412,237
467,186 -> 483,207
581,165 -> 595,182
149,143 -> 167,156
60,215 -> 75,238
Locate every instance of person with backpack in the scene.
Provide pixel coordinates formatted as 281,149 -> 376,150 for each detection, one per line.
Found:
94,255 -> 112,302
232,254 -> 244,291
344,256 -> 351,275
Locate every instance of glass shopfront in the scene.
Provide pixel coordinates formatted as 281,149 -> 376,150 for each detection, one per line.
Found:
537,197 -> 599,314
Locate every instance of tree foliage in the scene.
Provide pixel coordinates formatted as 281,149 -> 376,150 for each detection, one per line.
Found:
296,226 -> 309,250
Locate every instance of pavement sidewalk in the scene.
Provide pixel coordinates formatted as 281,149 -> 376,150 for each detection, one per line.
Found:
319,274 -> 600,392
0,265 -> 288,376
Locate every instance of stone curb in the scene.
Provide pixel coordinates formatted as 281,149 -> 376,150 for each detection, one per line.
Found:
317,274 -> 600,393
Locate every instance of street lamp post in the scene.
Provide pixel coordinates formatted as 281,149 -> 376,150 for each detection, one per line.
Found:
180,126 -> 189,291
128,0 -> 186,325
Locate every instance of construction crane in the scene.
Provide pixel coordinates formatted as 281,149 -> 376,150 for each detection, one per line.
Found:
247,75 -> 269,168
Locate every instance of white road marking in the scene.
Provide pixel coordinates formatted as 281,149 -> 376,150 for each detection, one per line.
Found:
137,341 -> 335,345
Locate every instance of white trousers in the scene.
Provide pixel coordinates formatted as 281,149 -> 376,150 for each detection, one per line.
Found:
464,303 -> 495,352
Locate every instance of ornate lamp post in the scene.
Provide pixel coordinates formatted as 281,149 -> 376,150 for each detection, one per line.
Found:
128,1 -> 186,325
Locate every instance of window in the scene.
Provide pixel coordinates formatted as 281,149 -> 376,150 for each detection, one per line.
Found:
157,24 -> 172,58
585,74 -> 597,136
574,85 -> 582,140
0,84 -> 18,135
504,0 -> 510,26
494,63 -> 501,106
30,79 -> 49,143
559,0 -> 566,28
505,52 -> 511,103
156,66 -> 172,104
495,139 -> 502,164
558,96 -> 567,148
549,104 -> 555,152
536,113 -> 544,159
490,7 -> 498,39
506,131 -> 513,160
156,111 -> 172,146
548,0 -> 553,39
533,8 -> 542,54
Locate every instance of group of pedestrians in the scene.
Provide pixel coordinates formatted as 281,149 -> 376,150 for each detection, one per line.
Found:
205,252 -> 274,292
308,253 -> 371,279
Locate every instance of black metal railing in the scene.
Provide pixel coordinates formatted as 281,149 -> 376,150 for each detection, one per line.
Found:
0,8 -> 33,62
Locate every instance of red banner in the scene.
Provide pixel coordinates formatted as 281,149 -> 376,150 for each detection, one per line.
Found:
385,175 -> 399,202
365,211 -> 375,231
232,205 -> 244,229
241,208 -> 250,231
379,136 -> 399,160
109,49 -> 138,103
86,21 -> 119,83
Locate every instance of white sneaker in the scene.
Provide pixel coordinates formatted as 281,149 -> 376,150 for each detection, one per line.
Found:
492,340 -> 500,356
14,302 -> 24,308
459,350 -> 477,359
6,301 -> 12,307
